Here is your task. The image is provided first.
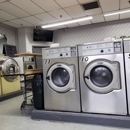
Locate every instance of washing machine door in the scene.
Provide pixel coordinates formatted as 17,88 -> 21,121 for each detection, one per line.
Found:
46,63 -> 75,93
0,58 -> 19,82
84,60 -> 120,94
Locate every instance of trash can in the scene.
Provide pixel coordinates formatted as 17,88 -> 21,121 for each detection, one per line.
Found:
32,73 -> 44,110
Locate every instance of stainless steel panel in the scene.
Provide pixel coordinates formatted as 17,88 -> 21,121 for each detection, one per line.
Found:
43,57 -> 81,112
124,53 -> 130,114
78,53 -> 127,115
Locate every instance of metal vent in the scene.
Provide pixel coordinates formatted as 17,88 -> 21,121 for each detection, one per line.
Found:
81,1 -> 99,10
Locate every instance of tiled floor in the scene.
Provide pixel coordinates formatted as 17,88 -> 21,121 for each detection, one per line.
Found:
0,95 -> 129,130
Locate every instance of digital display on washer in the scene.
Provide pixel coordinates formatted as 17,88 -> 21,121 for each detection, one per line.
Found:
71,47 -> 76,56
114,42 -> 121,52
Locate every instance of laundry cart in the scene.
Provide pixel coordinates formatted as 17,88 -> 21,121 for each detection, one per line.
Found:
14,53 -> 43,109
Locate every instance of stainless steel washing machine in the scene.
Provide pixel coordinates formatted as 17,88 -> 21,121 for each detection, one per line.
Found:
78,40 -> 127,115
123,39 -> 130,115
42,46 -> 81,112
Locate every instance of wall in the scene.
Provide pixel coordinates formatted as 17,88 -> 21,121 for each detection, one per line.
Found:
0,23 -> 18,54
18,28 -> 52,53
54,18 -> 130,46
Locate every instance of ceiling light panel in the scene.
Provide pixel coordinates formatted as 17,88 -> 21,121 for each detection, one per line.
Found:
35,12 -> 58,24
22,16 -> 44,25
105,14 -> 119,21
42,16 -> 93,28
31,0 -> 61,11
99,0 -> 119,13
55,0 -> 78,8
0,2 -> 30,17
0,10 -> 17,20
49,9 -> 72,21
91,14 -> 104,23
10,0 -> 45,15
64,5 -> 86,18
2,21 -> 21,28
120,0 -> 130,9
10,19 -> 33,27
104,9 -> 130,16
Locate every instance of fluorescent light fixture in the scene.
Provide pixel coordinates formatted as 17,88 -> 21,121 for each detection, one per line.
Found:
41,16 -> 93,28
104,8 -> 130,16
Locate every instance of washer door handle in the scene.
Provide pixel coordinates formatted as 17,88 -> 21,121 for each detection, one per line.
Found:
84,75 -> 89,79
46,76 -> 50,80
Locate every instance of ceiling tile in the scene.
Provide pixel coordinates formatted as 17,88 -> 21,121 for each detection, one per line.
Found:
0,17 -> 6,22
91,14 -> 105,23
66,23 -> 79,28
64,5 -> 86,18
10,0 -> 45,15
0,0 -> 6,2
85,8 -> 102,15
31,0 -> 61,11
22,16 -> 44,26
10,19 -> 33,27
0,2 -> 30,17
2,21 -> 21,28
78,20 -> 91,25
49,9 -> 72,21
120,0 -> 130,9
105,14 -> 119,21
55,0 -> 78,8
99,0 -> 119,13
77,0 -> 95,4
120,12 -> 130,19
0,10 -> 17,20
34,12 -> 58,24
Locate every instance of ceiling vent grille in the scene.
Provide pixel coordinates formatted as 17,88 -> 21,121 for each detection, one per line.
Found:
81,1 -> 99,10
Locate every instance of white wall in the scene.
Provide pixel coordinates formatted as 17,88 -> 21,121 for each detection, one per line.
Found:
0,23 -> 18,54
54,18 -> 130,46
18,28 -> 52,53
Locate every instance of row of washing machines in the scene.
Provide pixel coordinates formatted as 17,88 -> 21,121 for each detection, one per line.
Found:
42,39 -> 130,116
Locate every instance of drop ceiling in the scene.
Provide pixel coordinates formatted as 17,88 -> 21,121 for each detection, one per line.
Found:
0,0 -> 129,30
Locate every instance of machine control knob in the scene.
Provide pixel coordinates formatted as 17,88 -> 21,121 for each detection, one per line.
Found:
100,50 -> 104,53
60,54 -> 63,56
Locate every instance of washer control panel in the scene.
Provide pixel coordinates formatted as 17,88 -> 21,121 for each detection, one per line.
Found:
81,41 -> 122,56
44,46 -> 77,59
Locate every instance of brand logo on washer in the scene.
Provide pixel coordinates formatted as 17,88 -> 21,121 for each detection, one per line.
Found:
97,61 -> 103,64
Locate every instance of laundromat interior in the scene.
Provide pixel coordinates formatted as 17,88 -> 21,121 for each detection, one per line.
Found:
1,0 -> 130,130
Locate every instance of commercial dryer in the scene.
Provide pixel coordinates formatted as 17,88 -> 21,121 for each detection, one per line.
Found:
78,40 -> 127,115
42,46 -> 81,112
123,39 -> 130,115
0,58 -> 20,94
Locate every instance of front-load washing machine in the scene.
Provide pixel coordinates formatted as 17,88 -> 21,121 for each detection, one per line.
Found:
123,39 -> 130,115
42,46 -> 81,112
78,40 -> 127,115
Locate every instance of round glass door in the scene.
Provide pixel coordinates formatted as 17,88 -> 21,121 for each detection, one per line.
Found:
46,63 -> 74,93
52,68 -> 70,87
90,66 -> 113,88
84,60 -> 119,94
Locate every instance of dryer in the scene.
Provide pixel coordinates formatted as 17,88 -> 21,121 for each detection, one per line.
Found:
78,40 -> 127,115
0,58 -> 20,94
42,46 -> 81,112
123,39 -> 130,115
